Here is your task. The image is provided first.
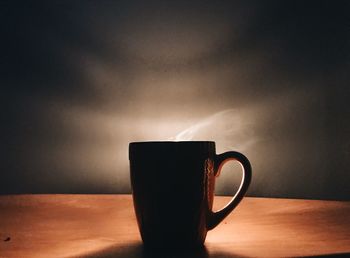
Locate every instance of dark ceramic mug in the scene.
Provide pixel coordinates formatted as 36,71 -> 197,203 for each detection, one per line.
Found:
129,141 -> 252,248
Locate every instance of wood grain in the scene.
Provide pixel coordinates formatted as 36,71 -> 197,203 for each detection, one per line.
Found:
0,195 -> 349,258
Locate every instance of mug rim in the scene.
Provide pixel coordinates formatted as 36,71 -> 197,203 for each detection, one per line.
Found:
129,141 -> 216,160
130,141 -> 215,145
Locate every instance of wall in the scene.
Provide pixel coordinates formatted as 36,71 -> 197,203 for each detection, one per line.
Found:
1,1 -> 349,200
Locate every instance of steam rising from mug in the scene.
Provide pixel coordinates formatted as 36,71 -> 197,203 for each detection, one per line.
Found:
170,109 -> 258,152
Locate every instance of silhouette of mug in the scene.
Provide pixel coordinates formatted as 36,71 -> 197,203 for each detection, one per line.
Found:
129,141 -> 252,248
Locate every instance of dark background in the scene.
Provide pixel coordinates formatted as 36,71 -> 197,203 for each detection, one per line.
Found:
1,1 -> 349,200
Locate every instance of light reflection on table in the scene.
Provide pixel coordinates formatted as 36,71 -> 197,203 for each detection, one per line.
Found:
0,195 -> 349,258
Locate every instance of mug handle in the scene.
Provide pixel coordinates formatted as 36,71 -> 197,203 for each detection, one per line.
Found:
207,151 -> 252,230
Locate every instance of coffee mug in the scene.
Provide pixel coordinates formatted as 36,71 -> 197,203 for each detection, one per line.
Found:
129,141 -> 252,248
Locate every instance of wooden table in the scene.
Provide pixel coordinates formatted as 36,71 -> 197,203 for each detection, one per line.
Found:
0,195 -> 349,258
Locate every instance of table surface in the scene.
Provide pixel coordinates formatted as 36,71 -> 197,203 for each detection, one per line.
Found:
0,195 -> 349,258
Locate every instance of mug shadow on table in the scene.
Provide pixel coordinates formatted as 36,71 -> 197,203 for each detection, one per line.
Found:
76,242 -> 246,258
75,242 -> 350,258
306,254 -> 350,257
